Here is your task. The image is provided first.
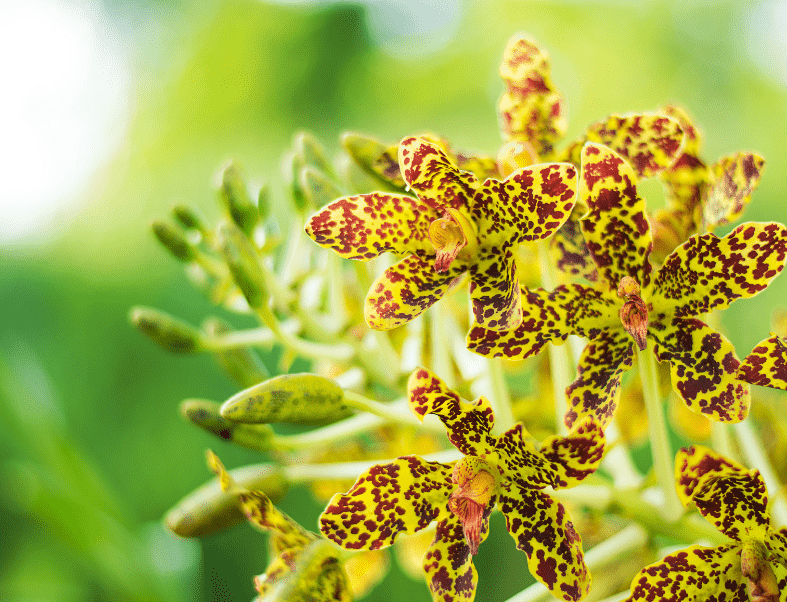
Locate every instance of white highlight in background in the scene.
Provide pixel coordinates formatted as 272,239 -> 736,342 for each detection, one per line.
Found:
0,0 -> 131,242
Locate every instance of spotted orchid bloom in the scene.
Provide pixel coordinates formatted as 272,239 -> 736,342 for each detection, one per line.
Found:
468,143 -> 787,429
626,445 -> 787,602
305,136 -> 577,332
651,105 -> 766,263
319,367 -> 605,602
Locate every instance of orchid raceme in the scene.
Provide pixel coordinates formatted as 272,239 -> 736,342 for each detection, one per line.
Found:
651,105 -> 766,262
468,143 -> 787,429
305,136 -> 578,332
626,445 -> 787,602
319,367 -> 605,602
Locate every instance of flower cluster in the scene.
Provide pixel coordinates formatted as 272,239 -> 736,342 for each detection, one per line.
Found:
137,31 -> 787,602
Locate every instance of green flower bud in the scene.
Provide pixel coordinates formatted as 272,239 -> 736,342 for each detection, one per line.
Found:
299,166 -> 342,209
172,204 -> 206,233
294,131 -> 332,175
220,373 -> 351,424
216,221 -> 268,310
151,220 -> 195,262
220,162 -> 259,236
164,462 -> 287,538
203,317 -> 269,387
287,151 -> 309,212
180,399 -> 276,452
341,132 -> 404,190
129,306 -> 204,353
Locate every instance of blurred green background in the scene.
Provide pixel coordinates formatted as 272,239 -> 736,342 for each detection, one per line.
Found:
1,0 -> 786,600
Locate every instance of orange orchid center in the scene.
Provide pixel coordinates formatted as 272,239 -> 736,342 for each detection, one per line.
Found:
741,540 -> 779,602
447,457 -> 497,555
617,276 -> 649,351
428,208 -> 478,273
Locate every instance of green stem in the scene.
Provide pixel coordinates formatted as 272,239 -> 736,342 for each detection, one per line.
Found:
343,391 -> 445,434
203,319 -> 301,350
710,420 -> 736,462
486,357 -> 515,435
536,240 -> 571,434
283,448 -> 462,483
637,346 -> 683,522
429,303 -> 455,389
271,413 -> 387,450
255,305 -> 354,363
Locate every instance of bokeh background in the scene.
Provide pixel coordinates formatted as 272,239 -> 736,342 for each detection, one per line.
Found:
1,0 -> 786,600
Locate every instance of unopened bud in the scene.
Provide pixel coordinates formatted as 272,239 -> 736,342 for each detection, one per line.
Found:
294,131 -> 333,175
181,399 -> 276,452
129,306 -> 204,353
172,205 -> 206,233
300,166 -> 342,209
216,220 -> 268,310
741,539 -> 779,602
165,462 -> 287,538
220,373 -> 351,425
151,221 -> 195,262
288,151 -> 309,212
341,132 -> 405,189
221,162 -> 259,236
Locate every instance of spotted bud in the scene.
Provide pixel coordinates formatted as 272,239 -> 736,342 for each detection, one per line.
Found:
220,373 -> 352,425
129,306 -> 204,354
181,399 -> 276,452
151,220 -> 195,262
164,462 -> 287,538
497,140 -> 538,177
300,167 -> 343,210
220,162 -> 259,236
741,539 -> 779,602
341,132 -> 404,190
216,220 -> 268,310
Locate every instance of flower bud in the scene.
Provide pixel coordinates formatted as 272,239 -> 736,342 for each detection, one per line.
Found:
165,462 -> 287,538
203,317 -> 269,387
340,132 -> 404,190
294,131 -> 333,175
220,162 -> 259,236
257,182 -> 271,221
220,373 -> 351,425
181,399 -> 276,452
172,204 -> 206,233
129,306 -> 204,353
216,220 -> 268,310
151,220 -> 195,262
300,166 -> 342,209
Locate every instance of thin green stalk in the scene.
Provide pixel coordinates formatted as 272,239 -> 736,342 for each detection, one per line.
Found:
271,413 -> 387,450
429,304 -> 455,389
254,305 -> 354,363
343,391 -> 445,434
283,448 -> 462,483
485,357 -> 515,435
637,346 -> 683,522
710,421 -> 736,462
537,240 -> 570,434
203,319 -> 301,350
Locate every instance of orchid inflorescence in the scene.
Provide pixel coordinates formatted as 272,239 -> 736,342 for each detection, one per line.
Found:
135,33 -> 787,602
